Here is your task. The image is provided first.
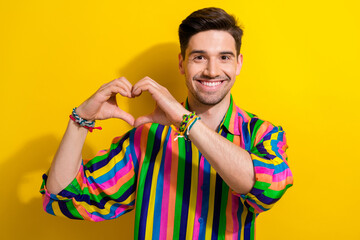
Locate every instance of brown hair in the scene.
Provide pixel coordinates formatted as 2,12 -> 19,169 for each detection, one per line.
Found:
178,7 -> 243,59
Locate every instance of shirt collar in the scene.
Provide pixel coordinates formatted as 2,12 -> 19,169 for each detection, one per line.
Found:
183,94 -> 240,136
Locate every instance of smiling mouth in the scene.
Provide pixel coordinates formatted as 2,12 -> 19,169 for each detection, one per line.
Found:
198,80 -> 223,87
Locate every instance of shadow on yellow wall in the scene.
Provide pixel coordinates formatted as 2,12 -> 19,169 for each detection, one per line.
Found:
119,42 -> 187,119
2,43 -> 187,240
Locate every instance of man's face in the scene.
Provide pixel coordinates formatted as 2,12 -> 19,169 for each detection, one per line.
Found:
179,30 -> 243,106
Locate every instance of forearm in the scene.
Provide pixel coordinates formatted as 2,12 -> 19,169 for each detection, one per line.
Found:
189,121 -> 255,194
46,119 -> 88,194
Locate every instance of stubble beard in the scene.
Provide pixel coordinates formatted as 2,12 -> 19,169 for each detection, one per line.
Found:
190,88 -> 229,106
186,78 -> 232,106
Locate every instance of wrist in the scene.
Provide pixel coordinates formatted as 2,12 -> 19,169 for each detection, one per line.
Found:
173,109 -> 191,128
70,107 -> 102,132
75,106 -> 91,121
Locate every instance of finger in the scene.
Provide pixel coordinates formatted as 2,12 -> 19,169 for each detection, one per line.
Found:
114,77 -> 133,96
112,108 -> 135,126
132,77 -> 160,96
132,81 -> 160,97
99,85 -> 130,99
134,114 -> 154,128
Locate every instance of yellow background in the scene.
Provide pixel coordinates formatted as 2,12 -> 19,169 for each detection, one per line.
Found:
1,0 -> 359,239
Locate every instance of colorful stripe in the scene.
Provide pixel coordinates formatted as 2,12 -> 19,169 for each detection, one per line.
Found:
40,95 -> 293,239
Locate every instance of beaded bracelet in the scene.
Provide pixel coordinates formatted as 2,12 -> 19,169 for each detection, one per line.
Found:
172,112 -> 200,141
69,107 -> 102,132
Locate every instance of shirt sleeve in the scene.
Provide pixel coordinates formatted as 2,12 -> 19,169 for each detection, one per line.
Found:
39,128 -> 141,221
236,120 -> 293,213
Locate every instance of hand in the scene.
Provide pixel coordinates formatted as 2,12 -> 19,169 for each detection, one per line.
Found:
132,76 -> 190,128
76,77 -> 135,126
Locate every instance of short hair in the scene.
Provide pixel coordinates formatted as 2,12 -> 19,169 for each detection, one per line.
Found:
178,7 -> 243,59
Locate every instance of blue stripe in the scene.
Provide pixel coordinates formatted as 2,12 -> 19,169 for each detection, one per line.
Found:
46,199 -> 55,216
138,124 -> 163,240
86,131 -> 131,173
252,159 -> 289,174
92,151 -> 132,184
237,197 -> 244,240
129,128 -> 139,173
179,140 -> 192,240
59,201 -> 79,219
242,123 -> 251,150
75,199 -> 135,220
199,156 -> 210,239
243,210 -> 254,239
253,191 -> 281,205
211,174 -> 223,240
152,129 -> 171,239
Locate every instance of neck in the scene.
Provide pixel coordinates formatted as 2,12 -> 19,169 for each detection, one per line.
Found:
187,93 -> 231,131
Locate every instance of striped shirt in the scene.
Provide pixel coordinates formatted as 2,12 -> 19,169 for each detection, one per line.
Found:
40,96 -> 293,240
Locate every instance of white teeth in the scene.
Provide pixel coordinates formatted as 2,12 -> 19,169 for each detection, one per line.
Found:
201,81 -> 221,87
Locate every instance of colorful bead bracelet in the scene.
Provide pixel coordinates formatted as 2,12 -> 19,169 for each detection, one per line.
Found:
69,107 -> 102,132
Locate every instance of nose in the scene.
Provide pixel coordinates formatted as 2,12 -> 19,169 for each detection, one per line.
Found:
203,59 -> 220,78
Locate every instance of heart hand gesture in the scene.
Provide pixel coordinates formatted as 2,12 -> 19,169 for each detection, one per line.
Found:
76,76 -> 189,128
76,77 -> 135,126
132,76 -> 190,128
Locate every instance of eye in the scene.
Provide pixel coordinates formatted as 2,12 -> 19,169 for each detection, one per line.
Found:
194,55 -> 205,60
221,55 -> 231,60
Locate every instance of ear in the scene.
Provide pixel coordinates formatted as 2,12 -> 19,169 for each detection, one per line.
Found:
178,53 -> 185,75
236,53 -> 243,76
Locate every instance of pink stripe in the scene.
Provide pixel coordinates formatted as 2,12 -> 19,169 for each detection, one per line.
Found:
272,168 -> 293,182
254,166 -> 292,182
112,204 -> 132,218
88,213 -> 105,222
254,166 -> 274,175
235,107 -> 245,148
43,192 -> 51,211
277,139 -> 286,151
159,133 -> 173,239
277,140 -> 288,160
232,194 -> 240,240
237,106 -> 251,122
88,159 -> 133,190
258,124 -> 274,141
80,165 -> 88,189
192,156 -> 204,239
233,110 -> 240,135
134,125 -> 143,160
240,133 -> 245,148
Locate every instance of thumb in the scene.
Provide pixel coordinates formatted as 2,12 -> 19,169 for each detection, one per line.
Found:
134,114 -> 154,128
112,108 -> 135,126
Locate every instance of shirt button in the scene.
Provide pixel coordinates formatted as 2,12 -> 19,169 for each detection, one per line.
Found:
198,218 -> 203,223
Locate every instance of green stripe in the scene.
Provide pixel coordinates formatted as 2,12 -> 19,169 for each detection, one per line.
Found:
134,124 -> 157,240
250,119 -> 264,149
173,137 -> 186,240
263,183 -> 293,199
253,181 -> 271,190
220,95 -> 234,131
250,148 -> 267,158
65,200 -> 83,219
216,122 -> 233,238
96,175 -> 136,199
218,181 -> 229,239
85,139 -> 123,167
250,213 -> 256,239
64,177 -> 81,194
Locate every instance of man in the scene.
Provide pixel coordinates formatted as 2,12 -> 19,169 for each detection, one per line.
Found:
40,7 -> 293,240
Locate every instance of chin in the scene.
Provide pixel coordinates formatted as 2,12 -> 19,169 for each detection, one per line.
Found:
194,92 -> 228,106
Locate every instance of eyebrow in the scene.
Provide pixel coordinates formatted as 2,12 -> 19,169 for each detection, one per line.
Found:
189,50 -> 236,57
220,51 -> 236,57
